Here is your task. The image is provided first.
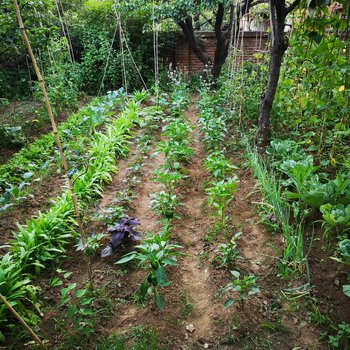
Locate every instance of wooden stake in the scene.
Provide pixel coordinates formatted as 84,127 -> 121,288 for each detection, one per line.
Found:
13,0 -> 94,290
0,294 -> 47,349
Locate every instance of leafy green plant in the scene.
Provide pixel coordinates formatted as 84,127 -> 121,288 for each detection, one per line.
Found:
0,125 -> 26,148
224,270 -> 260,308
204,152 -> 238,180
59,283 -> 97,336
0,253 -> 40,341
328,323 -> 350,349
213,232 -> 241,268
77,233 -> 107,257
150,191 -> 181,220
116,232 -> 181,310
156,140 -> 193,165
206,176 -> 239,230
320,204 -> 350,238
153,168 -> 184,192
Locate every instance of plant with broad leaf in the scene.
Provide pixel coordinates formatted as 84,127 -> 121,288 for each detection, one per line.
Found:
59,283 -> 97,336
320,204 -> 350,239
224,270 -> 260,308
151,191 -> 181,220
213,232 -> 242,268
206,176 -> 239,230
205,152 -> 238,180
153,167 -> 184,193
101,216 -> 141,258
116,232 -> 181,310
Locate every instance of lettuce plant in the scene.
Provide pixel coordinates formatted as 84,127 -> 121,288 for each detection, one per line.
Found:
320,204 -> 350,238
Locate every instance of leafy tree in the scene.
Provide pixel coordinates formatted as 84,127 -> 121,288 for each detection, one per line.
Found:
117,0 -> 266,80
257,0 -> 349,146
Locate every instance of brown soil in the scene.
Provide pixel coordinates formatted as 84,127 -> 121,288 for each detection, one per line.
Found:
0,97 -> 92,165
0,172 -> 64,246
9,99 -> 348,349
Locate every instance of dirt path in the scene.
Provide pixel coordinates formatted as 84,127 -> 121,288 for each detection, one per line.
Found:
172,103 -> 216,347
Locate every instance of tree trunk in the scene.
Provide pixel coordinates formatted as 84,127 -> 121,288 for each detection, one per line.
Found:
257,1 -> 288,147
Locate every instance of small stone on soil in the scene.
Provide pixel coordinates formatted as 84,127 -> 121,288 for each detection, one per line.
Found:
186,323 -> 196,333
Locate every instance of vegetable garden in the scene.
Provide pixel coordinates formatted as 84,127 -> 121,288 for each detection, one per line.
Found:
0,0 -> 349,349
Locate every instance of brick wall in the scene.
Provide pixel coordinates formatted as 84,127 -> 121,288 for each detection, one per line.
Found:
164,31 -> 268,73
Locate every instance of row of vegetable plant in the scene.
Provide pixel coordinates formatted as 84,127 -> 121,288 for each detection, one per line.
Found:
0,92 -> 144,341
196,87 -> 260,309
117,81 -> 191,311
0,89 -> 128,213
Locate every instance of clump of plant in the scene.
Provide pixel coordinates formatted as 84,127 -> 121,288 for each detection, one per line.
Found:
153,167 -> 184,192
116,232 -> 181,310
320,204 -> 350,238
101,216 -> 141,258
0,125 -> 26,148
205,152 -> 238,180
206,176 -> 239,232
150,191 -> 181,221
59,283 -> 97,337
77,233 -> 107,257
0,253 -> 40,341
213,232 -> 242,268
328,322 -> 350,349
224,270 -> 260,308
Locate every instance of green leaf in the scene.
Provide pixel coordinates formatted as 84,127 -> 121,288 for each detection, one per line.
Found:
116,253 -> 136,264
224,298 -> 234,308
75,289 -> 87,298
50,277 -> 63,287
155,266 -> 169,287
155,293 -> 165,311
343,285 -> 350,297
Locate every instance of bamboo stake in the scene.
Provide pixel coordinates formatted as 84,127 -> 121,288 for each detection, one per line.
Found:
13,0 -> 94,290
0,294 -> 47,349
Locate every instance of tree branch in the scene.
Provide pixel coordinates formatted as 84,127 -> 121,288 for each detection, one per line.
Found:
285,0 -> 302,14
178,17 -> 210,65
214,3 -> 225,40
250,0 -> 269,8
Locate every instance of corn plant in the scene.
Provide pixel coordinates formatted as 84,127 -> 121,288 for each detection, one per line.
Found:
116,232 -> 182,310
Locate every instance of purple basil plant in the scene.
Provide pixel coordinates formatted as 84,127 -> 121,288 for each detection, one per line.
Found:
101,216 -> 141,258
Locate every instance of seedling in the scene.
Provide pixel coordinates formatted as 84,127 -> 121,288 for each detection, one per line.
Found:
205,152 -> 238,180
150,191 -> 181,220
77,233 -> 107,257
224,270 -> 260,308
213,232 -> 241,268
